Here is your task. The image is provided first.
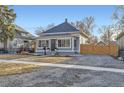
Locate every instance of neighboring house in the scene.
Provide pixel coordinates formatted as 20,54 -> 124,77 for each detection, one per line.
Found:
0,25 -> 35,52
117,32 -> 124,51
36,19 -> 89,54
10,25 -> 35,49
96,41 -> 106,46
111,30 -> 121,41
96,41 -> 117,46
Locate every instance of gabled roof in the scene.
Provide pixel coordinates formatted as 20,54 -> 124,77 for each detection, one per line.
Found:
43,19 -> 79,34
15,25 -> 29,34
15,25 -> 35,40
96,41 -> 106,45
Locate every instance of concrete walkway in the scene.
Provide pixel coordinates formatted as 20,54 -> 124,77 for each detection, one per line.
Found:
1,59 -> 124,74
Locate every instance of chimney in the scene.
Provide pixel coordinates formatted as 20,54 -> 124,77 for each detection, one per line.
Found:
65,18 -> 68,23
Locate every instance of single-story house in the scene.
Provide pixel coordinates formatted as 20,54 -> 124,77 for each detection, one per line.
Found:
117,31 -> 124,51
36,19 -> 89,54
0,25 -> 35,52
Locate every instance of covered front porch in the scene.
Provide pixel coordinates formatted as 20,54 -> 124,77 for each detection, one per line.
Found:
36,36 -> 80,55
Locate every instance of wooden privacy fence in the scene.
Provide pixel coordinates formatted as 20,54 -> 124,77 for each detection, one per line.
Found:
80,44 -> 119,57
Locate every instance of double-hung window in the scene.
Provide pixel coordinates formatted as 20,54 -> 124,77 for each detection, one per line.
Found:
38,40 -> 49,47
58,39 -> 70,48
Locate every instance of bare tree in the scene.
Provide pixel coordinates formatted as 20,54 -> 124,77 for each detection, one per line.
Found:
35,26 -> 45,35
71,16 -> 95,43
35,23 -> 55,35
71,16 -> 95,35
98,25 -> 115,43
90,35 -> 98,44
83,16 -> 95,35
112,5 -> 124,31
46,23 -> 55,30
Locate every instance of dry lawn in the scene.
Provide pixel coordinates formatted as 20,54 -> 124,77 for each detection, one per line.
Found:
16,56 -> 72,63
0,54 -> 32,60
0,62 -> 40,76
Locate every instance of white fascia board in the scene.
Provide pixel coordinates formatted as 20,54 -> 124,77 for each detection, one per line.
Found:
39,31 -> 79,35
36,33 -> 80,39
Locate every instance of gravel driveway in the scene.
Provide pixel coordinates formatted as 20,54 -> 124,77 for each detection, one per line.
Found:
0,55 -> 124,87
63,55 -> 124,69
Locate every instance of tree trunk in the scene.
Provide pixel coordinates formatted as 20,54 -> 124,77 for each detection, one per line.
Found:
4,40 -> 8,50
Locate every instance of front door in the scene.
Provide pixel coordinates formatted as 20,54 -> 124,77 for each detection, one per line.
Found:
51,39 -> 56,51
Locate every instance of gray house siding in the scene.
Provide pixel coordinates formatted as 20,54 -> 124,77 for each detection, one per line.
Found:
117,36 -> 124,51
35,19 -> 88,54
36,35 -> 81,54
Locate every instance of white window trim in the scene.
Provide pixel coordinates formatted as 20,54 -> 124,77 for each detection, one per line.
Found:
38,39 -> 50,48
57,38 -> 71,49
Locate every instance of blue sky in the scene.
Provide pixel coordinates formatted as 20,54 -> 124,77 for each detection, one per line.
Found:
13,5 -> 116,36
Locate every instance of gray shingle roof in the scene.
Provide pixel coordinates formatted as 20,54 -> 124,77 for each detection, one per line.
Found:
15,25 -> 35,40
43,20 -> 79,33
15,25 -> 29,34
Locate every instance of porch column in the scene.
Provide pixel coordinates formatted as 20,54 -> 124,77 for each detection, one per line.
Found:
78,37 -> 80,53
72,37 -> 74,52
35,40 -> 39,52
49,39 -> 51,51
7,39 -> 9,49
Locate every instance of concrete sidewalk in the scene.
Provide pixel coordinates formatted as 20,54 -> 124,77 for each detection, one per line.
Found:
1,59 -> 124,74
